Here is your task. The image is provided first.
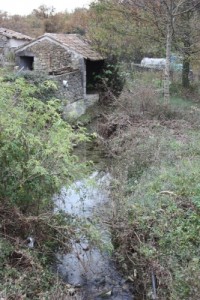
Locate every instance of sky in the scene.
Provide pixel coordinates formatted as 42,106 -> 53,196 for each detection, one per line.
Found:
0,0 -> 93,15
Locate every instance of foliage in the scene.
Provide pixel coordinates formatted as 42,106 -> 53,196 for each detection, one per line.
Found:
0,5 -> 90,37
117,139 -> 200,298
94,58 -> 126,101
170,81 -> 200,102
114,153 -> 200,299
0,205 -> 77,298
88,0 -> 200,101
88,0 -> 156,62
3,71 -> 58,101
0,76 -> 89,214
0,73 -> 91,298
0,236 -> 78,299
97,75 -> 200,299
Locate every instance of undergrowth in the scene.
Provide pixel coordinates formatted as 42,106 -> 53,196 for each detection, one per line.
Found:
0,73 -> 89,299
96,76 -> 200,299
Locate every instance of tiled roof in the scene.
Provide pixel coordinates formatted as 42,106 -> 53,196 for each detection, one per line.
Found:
44,33 -> 103,61
0,27 -> 32,40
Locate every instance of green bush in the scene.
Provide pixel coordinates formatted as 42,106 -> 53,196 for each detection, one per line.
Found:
0,74 -> 91,298
3,71 -> 58,101
0,77 -> 89,214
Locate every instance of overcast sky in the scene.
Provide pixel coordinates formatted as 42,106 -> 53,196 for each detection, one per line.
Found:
0,0 -> 93,15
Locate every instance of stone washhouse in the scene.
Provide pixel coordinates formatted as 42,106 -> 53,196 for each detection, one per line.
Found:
0,27 -> 32,66
15,33 -> 104,118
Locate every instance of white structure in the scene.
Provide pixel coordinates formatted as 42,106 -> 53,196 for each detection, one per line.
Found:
141,57 -> 166,70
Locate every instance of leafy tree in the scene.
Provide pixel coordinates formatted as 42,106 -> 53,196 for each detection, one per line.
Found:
174,2 -> 200,87
32,5 -> 55,19
89,0 -> 200,100
88,0 -> 149,62
0,6 -> 89,37
64,8 -> 90,35
31,5 -> 67,33
0,77 -> 89,214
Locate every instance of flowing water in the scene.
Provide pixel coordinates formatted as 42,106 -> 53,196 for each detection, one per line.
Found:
54,144 -> 134,299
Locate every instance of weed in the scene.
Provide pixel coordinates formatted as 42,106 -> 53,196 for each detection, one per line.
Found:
98,79 -> 200,299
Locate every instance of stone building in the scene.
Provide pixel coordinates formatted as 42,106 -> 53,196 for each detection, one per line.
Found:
15,33 -> 104,109
0,27 -> 32,66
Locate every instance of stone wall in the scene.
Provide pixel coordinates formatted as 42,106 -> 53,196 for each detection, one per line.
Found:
52,71 -> 84,103
0,34 -> 9,64
16,39 -> 82,73
0,34 -> 8,55
16,38 -> 86,101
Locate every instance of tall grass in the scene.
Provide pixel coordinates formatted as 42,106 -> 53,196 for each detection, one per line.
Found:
98,76 -> 200,299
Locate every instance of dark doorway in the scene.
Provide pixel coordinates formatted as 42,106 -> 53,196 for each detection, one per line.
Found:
85,59 -> 104,93
19,56 -> 34,70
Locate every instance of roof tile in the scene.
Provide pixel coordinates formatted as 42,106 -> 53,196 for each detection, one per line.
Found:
44,33 -> 103,61
0,27 -> 32,40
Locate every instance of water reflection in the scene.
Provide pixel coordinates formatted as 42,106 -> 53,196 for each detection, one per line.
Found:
55,172 -> 133,300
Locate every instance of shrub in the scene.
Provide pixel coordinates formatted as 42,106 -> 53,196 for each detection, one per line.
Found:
3,71 -> 58,101
109,126 -> 200,299
0,77 -> 89,214
94,58 -> 126,104
0,74 -> 91,298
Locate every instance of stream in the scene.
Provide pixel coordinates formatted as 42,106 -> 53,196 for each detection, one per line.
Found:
54,142 -> 134,299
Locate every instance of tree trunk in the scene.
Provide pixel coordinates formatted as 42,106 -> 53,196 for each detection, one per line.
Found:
181,12 -> 191,89
163,22 -> 172,104
182,57 -> 190,88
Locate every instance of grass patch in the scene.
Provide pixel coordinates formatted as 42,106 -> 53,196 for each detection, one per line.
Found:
98,78 -> 200,299
111,131 -> 200,299
170,96 -> 194,108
